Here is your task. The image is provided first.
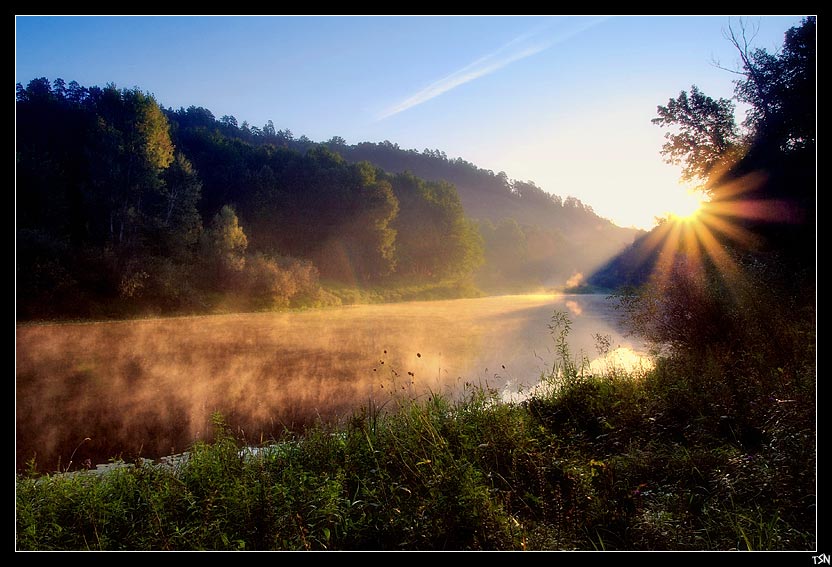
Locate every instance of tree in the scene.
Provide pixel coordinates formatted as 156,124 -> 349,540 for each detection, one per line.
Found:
177,106 -> 216,130
722,17 -> 816,152
476,218 -> 529,289
83,86 -> 175,250
327,136 -> 346,147
652,85 -> 740,187
66,80 -> 87,104
153,152 -> 203,256
342,166 -> 399,280
775,17 -> 816,151
203,205 -> 248,287
391,173 -> 483,281
622,17 -> 817,363
52,78 -> 66,99
721,16 -> 816,271
220,115 -> 238,128
653,17 -> 815,194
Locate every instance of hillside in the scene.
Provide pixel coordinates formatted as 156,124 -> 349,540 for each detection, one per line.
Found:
324,140 -> 642,289
16,76 -> 642,321
327,139 -> 639,262
163,108 -> 642,292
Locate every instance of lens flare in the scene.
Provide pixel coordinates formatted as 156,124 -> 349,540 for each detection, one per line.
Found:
632,171 -> 799,290
663,188 -> 707,224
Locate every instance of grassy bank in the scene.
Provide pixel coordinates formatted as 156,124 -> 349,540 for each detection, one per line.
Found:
16,280 -> 487,326
15,313 -> 815,551
321,279 -> 483,306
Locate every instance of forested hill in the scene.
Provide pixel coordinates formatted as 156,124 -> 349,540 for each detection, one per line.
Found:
163,108 -> 640,292
194,121 -> 642,292
327,142 -> 644,291
322,139 -> 639,247
16,76 -> 641,320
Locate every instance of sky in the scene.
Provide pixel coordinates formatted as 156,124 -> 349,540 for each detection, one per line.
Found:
15,15 -> 808,230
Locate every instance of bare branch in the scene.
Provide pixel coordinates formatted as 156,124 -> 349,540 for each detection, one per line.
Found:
722,16 -> 773,124
710,54 -> 746,75
724,17 -> 760,54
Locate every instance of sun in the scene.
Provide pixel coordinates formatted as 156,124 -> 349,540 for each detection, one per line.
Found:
630,171 -> 787,295
664,189 -> 707,223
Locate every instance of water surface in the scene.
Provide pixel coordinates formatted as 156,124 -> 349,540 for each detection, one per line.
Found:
16,294 -> 651,472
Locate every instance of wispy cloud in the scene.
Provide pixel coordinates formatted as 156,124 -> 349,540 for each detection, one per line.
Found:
376,17 -> 606,121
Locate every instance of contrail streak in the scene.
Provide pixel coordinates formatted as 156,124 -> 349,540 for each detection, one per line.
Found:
376,17 -> 606,121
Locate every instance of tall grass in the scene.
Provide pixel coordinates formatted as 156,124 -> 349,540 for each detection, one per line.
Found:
16,310 -> 815,550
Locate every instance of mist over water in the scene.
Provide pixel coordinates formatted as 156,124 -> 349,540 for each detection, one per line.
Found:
16,294 -> 651,473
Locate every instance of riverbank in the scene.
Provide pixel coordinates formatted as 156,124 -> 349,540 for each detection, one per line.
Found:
14,280 -> 488,327
16,327 -> 815,550
15,278 -> 616,328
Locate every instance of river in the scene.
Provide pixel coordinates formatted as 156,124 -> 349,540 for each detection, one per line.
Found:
15,293 -> 652,473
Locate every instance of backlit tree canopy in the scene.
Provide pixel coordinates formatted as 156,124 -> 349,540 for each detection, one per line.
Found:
652,85 -> 739,186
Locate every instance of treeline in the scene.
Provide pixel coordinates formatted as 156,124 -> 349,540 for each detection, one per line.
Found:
324,138 -> 601,229
590,16 -> 815,298
167,107 -> 483,284
172,110 -> 639,292
15,80 -> 483,319
167,110 -> 637,293
325,140 -> 638,291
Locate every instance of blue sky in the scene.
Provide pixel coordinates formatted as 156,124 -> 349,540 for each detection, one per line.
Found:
15,15 -> 807,229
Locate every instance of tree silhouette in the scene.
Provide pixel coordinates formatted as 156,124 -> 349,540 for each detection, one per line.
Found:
652,85 -> 739,187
